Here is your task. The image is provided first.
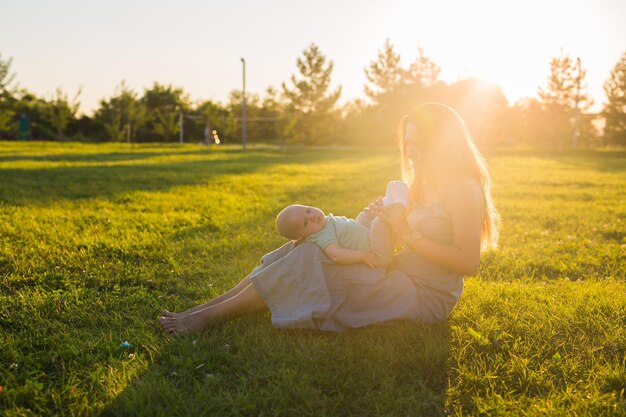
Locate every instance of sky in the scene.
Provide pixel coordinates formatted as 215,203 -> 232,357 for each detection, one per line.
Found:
1,0 -> 624,115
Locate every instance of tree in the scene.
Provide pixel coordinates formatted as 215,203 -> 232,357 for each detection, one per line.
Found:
445,78 -> 510,148
141,83 -> 190,142
0,52 -> 17,135
510,98 -> 548,147
361,39 -> 407,145
406,47 -> 441,90
282,43 -> 341,145
42,87 -> 81,140
364,39 -> 404,105
537,50 -> 593,148
194,99 -> 228,143
10,91 -> 48,140
603,51 -> 626,146
337,99 -> 372,146
258,87 -> 283,143
538,51 -> 593,110
94,81 -> 144,142
362,40 -> 441,145
225,89 -> 260,143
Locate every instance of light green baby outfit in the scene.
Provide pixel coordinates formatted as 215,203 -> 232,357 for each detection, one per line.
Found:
305,214 -> 370,251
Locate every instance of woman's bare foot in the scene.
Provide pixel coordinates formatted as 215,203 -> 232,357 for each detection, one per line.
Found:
159,281 -> 266,335
159,310 -> 212,335
159,314 -> 192,335
161,309 -> 180,318
161,308 -> 199,319
160,277 -> 254,322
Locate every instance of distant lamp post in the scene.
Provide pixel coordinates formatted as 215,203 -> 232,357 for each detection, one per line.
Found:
572,57 -> 581,149
241,57 -> 247,150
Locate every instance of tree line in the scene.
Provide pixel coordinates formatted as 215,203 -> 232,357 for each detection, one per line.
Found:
0,41 -> 625,148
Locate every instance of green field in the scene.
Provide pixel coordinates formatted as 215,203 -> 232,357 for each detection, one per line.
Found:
0,142 -> 625,416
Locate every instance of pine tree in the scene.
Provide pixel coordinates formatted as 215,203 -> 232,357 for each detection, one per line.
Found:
538,51 -> 592,110
362,39 -> 408,145
407,47 -> 440,89
404,46 -> 442,114
282,43 -> 341,145
364,39 -> 404,105
537,50 -> 593,147
603,51 -> 626,146
141,83 -> 189,142
94,81 -> 144,142
42,87 -> 81,141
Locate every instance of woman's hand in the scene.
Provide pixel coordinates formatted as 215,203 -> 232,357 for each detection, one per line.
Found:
361,251 -> 380,269
373,203 -> 411,240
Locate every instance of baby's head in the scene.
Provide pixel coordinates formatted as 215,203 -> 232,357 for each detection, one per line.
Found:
276,204 -> 326,240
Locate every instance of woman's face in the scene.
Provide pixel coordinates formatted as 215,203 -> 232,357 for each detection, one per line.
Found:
404,122 -> 421,163
405,119 -> 447,176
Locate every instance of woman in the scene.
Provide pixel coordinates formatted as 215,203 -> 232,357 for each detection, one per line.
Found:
160,103 -> 499,334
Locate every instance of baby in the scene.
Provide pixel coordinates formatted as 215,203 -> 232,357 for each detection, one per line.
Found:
276,181 -> 408,269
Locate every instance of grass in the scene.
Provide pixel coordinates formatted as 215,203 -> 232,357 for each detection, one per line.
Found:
0,141 -> 624,416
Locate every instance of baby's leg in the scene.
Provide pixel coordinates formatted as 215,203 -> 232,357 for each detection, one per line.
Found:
368,217 -> 394,267
356,209 -> 375,228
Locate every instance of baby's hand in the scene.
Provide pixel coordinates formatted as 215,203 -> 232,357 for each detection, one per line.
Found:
362,251 -> 380,269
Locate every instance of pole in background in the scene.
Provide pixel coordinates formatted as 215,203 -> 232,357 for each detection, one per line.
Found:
179,111 -> 184,144
572,57 -> 581,149
241,57 -> 247,150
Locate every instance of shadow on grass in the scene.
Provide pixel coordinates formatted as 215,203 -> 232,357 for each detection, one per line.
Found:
95,167 -> 450,416
487,148 -> 626,173
0,149 -> 364,206
0,144 -> 446,415
0,149 -> 203,164
0,145 -> 279,164
100,317 -> 451,417
558,151 -> 626,173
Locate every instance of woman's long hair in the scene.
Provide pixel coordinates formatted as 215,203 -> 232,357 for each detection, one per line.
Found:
398,103 -> 500,250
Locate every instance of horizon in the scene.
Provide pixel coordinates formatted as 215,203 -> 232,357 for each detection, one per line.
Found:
1,0 -> 624,116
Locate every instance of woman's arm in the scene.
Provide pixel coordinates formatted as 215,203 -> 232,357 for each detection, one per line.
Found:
380,180 -> 483,275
